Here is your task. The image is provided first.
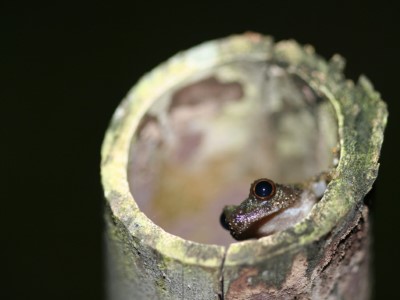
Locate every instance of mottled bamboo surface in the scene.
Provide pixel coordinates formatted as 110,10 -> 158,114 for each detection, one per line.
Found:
101,33 -> 387,299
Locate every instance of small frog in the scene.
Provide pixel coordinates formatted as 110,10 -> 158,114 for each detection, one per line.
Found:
220,172 -> 333,240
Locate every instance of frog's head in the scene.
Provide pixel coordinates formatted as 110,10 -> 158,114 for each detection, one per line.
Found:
220,178 -> 301,240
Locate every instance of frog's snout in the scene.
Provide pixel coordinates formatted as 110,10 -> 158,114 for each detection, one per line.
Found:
220,210 -> 230,231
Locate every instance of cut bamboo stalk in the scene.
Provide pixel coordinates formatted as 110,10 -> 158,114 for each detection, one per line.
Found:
101,33 -> 387,299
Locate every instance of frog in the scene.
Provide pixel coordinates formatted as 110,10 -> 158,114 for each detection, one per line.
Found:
220,171 -> 334,241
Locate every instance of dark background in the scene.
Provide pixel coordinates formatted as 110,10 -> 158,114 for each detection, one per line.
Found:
2,1 -> 399,299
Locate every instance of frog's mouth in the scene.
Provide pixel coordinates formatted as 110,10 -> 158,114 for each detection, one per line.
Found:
230,208 -> 284,240
223,193 -> 316,240
220,205 -> 283,241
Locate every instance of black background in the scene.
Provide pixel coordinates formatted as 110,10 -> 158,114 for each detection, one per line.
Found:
2,1 -> 399,299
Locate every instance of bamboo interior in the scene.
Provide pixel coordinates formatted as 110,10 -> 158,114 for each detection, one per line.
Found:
128,61 -> 338,245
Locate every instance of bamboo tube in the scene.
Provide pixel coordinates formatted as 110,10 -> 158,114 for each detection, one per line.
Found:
101,33 -> 387,299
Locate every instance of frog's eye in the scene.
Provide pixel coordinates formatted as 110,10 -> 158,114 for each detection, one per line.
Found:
251,178 -> 276,200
